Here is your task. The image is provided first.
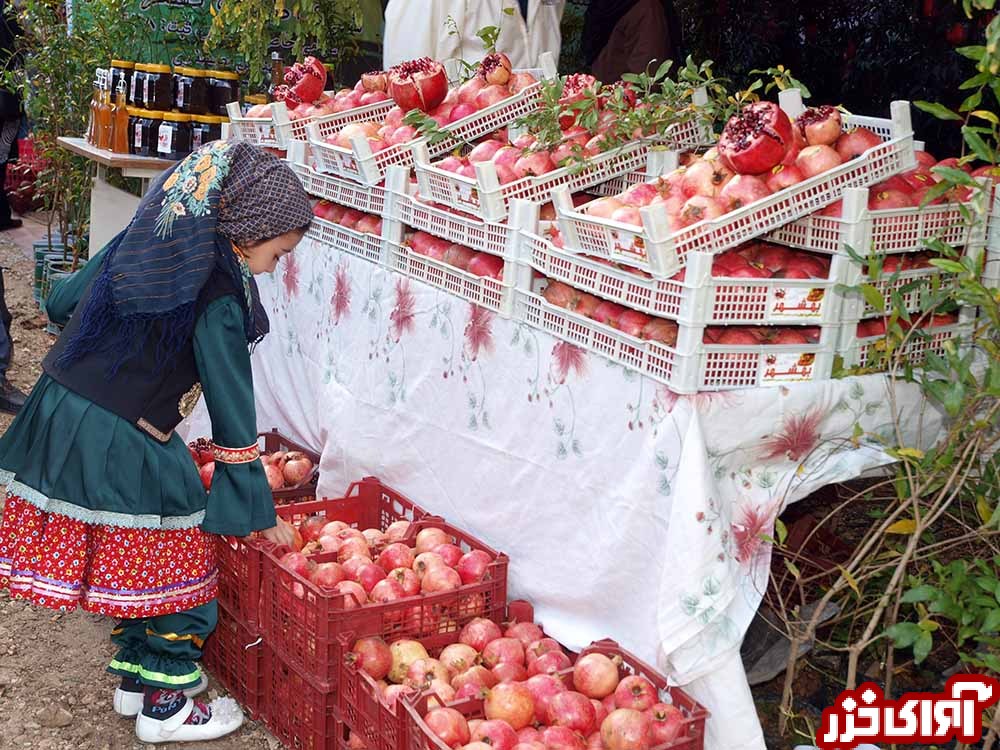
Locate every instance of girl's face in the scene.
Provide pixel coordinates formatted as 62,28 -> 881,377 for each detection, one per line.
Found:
244,229 -> 306,275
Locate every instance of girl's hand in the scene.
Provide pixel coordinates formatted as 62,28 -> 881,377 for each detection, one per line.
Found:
259,517 -> 296,547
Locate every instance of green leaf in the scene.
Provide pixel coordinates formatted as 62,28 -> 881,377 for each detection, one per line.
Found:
983,608 -> 1000,633
929,258 -> 969,274
902,585 -> 938,603
775,518 -> 788,545
886,621 -> 922,648
913,630 -> 933,664
914,101 -> 963,121
932,166 -> 978,186
860,284 -> 886,313
961,90 -> 984,112
963,126 -> 996,162
957,45 -> 987,61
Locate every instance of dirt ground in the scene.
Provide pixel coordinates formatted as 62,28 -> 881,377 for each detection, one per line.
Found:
0,235 -> 279,749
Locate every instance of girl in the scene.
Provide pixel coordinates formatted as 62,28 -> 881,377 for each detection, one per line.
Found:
0,141 -> 312,743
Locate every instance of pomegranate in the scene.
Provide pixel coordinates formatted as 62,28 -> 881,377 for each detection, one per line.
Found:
341,555 -> 373,580
914,150 -> 937,169
646,703 -> 685,745
350,636 -> 392,680
426,680 -> 458,709
517,728 -> 543,745
868,189 -> 913,210
764,163 -> 805,192
711,328 -> 760,345
528,650 -> 573,677
573,653 -> 621,699
311,562 -> 347,590
321,520 -> 349,536
679,195 -> 724,226
540,727 -> 586,750
389,639 -> 430,684
421,565 -> 462,593
543,281 -> 579,310
280,56 -> 327,104
263,461 -> 285,490
198,461 -> 215,490
445,244 -> 478,271
433,543 -> 464,568
835,127 -> 882,161
468,253 -> 505,280
602,695 -> 617,716
586,734 -> 603,750
378,543 -> 416,572
384,683 -> 418,708
524,674 -> 567,723
413,552 -> 446,578
493,662 -> 528,683
592,700 -> 609,729
641,318 -> 678,346
795,105 -> 842,146
719,174 -> 771,210
614,676 -> 658,712
440,643 -> 479,676
453,665 -> 498,692
361,528 -> 387,549
457,550 -> 493,584
472,720 -> 519,750
484,683 -> 536,730
459,77 -> 488,105
617,310 -> 652,338
548,691 -> 598,735
514,151 -> 556,178
476,85 -> 511,109
361,70 -> 387,93
526,638 -> 563,663
681,158 -> 733,197
480,53 -> 512,86
388,57 -> 448,113
416,527 -> 451,554
461,618 -> 504,651
406,658 -> 450,689
469,140 -> 505,163
385,519 -> 411,542
493,146 -> 523,170
333,580 -> 367,609
299,516 -> 327,544
355,563 -> 388,593
795,144 -> 843,179
317,535 -> 341,553
280,551 -> 312,578
456,682 -> 489,701
718,101 -> 794,174
370,578 -> 406,608
508,72 -> 537,93
600,709 -> 652,750
505,622 -> 544,649
621,183 -> 661,207
338,537 -> 371,563
591,301 -> 627,328
424,707 -> 471,748
449,103 -> 477,122
481,638 -> 525,669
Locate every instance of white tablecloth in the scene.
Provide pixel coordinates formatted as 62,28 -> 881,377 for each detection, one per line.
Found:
183,238 -> 942,750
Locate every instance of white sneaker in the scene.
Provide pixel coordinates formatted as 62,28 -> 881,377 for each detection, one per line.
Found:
113,675 -> 209,718
134,696 -> 244,743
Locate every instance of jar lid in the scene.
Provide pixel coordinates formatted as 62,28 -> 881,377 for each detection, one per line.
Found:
161,111 -> 189,122
207,69 -> 239,81
244,94 -> 267,105
144,110 -> 164,119
145,63 -> 172,74
111,60 -> 135,69
126,107 -> 143,116
174,66 -> 208,77
190,114 -> 217,123
133,63 -> 151,72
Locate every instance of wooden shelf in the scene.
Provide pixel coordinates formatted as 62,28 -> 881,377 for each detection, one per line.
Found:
57,136 -> 176,172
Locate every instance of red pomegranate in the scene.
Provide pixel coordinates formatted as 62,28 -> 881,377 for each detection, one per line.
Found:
472,720 -> 519,750
764,163 -> 805,192
548,691 -> 598,735
600,709 -> 652,750
868,190 -> 913,210
479,53 -> 512,86
641,318 -> 678,346
573,653 -> 621,699
505,622 -> 545,649
377,543 -> 416,572
388,57 -> 448,113
461,618 -> 504,652
795,145 -> 843,179
540,727 -> 586,750
485,683 -> 536,730
424,707 -> 471,748
333,580 -> 367,609
646,703 -> 685,745
525,674 -> 568,724
718,101 -> 794,175
457,550 -> 493,584
794,105 -> 843,146
311,562 -> 347,590
526,638 -> 563,664
718,174 -> 771,211
349,636 -> 392,680
834,127 -> 882,161
493,662 -> 529,683
528,650 -> 573,677
482,638 -> 525,669
453,665 -> 498,692
613,677 -> 658,712
361,70 -> 387,93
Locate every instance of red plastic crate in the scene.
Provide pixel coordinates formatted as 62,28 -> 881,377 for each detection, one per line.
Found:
262,645 -> 340,750
201,604 -> 266,720
213,430 -> 322,624
260,509 -> 508,688
338,601 -> 544,750
402,637 -> 709,750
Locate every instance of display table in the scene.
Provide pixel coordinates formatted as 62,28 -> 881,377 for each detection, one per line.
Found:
56,137 -> 175,255
182,236 -> 942,750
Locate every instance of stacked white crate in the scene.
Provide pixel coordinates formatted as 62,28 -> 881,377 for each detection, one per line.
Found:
507,90 -> 918,393
226,98 -> 395,150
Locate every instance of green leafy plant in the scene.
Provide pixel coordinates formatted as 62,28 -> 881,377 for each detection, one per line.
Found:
1,0 -> 143,263
205,0 -> 363,89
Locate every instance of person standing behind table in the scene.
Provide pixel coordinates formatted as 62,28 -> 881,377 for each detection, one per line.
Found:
0,141 -> 309,744
583,0 -> 682,84
0,0 -> 26,417
383,0 -> 565,73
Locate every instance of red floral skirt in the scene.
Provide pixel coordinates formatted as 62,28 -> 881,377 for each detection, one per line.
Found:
0,494 -> 218,619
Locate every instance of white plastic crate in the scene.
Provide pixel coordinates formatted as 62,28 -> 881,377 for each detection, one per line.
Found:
384,166 -> 511,256
411,90 -> 713,222
518,228 -> 847,326
225,98 -> 395,150
590,150 -> 676,197
386,238 -> 515,316
513,288 -> 835,393
765,181 -> 989,256
552,90 -> 916,277
837,307 -> 977,370
287,141 -> 387,215
305,215 -> 386,266
982,186 -> 1000,288
307,55 -> 559,185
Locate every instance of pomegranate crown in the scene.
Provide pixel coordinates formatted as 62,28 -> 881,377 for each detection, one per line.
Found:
390,56 -> 438,80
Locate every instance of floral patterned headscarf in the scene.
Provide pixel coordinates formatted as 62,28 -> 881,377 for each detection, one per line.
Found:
55,141 -> 313,376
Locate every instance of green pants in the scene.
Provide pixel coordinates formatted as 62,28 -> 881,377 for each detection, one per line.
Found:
106,600 -> 217,690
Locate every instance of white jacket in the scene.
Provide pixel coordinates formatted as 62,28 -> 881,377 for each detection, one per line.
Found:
383,0 -> 565,73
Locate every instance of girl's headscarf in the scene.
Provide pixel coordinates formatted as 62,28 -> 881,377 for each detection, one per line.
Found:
55,140 -> 313,376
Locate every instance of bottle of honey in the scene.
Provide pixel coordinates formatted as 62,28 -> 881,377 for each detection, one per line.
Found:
86,72 -> 100,144
96,71 -> 113,150
111,80 -> 130,154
